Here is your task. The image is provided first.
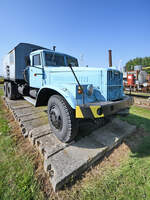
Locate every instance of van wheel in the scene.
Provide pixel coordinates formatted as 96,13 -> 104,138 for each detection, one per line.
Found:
4,82 -> 8,97
7,82 -> 18,100
48,95 -> 78,143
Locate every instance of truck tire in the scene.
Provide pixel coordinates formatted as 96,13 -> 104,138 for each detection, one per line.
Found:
7,82 -> 18,100
4,82 -> 8,97
48,95 -> 78,143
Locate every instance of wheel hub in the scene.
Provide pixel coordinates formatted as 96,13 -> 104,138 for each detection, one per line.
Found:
50,105 -> 62,130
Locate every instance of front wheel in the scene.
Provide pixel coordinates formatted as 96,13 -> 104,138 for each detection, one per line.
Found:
48,95 -> 78,143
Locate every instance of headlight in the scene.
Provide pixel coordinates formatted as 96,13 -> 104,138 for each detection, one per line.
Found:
87,84 -> 93,96
77,86 -> 83,94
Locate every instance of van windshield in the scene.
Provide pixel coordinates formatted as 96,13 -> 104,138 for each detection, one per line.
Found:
45,52 -> 66,66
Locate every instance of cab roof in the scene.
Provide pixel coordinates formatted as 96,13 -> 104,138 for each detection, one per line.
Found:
30,49 -> 77,59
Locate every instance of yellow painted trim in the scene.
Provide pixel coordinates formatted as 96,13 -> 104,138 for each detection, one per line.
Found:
90,105 -> 104,118
76,106 -> 84,118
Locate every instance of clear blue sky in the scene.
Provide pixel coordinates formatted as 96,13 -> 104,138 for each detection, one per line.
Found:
0,0 -> 150,71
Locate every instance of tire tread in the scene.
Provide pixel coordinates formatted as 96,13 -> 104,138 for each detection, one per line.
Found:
48,95 -> 78,143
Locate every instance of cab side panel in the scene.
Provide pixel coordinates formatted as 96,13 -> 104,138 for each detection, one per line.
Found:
29,67 -> 43,89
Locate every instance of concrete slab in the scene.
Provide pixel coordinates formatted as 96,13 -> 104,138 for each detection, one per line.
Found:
29,124 -> 51,144
21,117 -> 49,137
44,119 -> 136,191
18,112 -> 47,123
4,98 -> 31,108
43,141 -> 74,160
13,107 -> 47,119
10,104 -> 33,110
134,97 -> 150,106
35,134 -> 66,157
4,97 -> 27,105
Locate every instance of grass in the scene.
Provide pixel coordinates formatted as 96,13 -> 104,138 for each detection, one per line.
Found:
120,105 -> 150,132
0,89 -> 44,200
0,77 -> 4,84
77,156 -> 150,200
69,105 -> 150,200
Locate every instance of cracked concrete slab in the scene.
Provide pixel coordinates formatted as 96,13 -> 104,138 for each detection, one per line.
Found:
35,134 -> 67,157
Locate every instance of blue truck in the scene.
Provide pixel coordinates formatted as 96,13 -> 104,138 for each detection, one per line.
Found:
3,43 -> 132,142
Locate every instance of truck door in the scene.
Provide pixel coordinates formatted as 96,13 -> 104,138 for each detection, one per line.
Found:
29,53 -> 43,89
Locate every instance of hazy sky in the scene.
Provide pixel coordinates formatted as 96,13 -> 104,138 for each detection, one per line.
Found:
0,0 -> 150,71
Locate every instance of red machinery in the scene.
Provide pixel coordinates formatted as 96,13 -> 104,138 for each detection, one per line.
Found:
124,70 -> 150,92
127,74 -> 135,87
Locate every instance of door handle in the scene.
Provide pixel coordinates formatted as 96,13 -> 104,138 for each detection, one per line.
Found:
34,73 -> 44,76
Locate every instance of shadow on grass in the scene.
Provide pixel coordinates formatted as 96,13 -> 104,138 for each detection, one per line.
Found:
114,111 -> 150,158
134,135 -> 150,157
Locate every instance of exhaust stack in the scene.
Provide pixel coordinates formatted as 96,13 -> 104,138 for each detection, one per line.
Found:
108,49 -> 112,67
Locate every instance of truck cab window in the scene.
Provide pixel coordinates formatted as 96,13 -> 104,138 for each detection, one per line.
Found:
45,53 -> 65,66
33,54 -> 41,65
66,56 -> 78,67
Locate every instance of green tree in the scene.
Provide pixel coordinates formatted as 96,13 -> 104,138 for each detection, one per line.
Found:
125,57 -> 150,71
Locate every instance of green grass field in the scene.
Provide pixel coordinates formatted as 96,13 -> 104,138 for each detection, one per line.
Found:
0,89 -> 44,200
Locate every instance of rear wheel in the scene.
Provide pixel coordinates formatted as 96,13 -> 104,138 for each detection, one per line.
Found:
48,95 -> 78,143
3,82 -> 8,97
7,82 -> 18,100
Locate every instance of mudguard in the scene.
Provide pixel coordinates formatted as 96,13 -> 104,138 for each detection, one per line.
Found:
35,85 -> 77,109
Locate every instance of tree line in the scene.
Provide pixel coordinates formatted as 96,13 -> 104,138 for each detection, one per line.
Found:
125,57 -> 150,72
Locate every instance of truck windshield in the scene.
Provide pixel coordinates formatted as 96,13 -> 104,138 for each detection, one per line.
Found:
45,52 -> 65,66
66,56 -> 78,67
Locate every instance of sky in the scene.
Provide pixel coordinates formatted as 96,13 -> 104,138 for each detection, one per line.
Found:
0,0 -> 150,73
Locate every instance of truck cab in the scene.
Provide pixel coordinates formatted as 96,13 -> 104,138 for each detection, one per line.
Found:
28,49 -> 78,89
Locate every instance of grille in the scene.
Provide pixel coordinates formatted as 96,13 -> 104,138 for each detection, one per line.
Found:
107,70 -> 123,100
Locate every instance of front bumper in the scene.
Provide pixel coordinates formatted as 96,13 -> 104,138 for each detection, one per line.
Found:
75,96 -> 133,119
